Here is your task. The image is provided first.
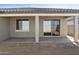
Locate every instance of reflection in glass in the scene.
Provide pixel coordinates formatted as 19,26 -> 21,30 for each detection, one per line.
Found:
43,19 -> 60,36
16,19 -> 29,31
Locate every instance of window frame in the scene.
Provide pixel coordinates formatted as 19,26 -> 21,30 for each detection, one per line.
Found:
43,18 -> 60,36
15,19 -> 30,32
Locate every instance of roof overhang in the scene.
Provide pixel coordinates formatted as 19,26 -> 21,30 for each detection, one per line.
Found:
0,13 -> 79,17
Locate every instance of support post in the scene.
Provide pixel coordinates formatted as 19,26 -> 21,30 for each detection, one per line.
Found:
74,16 -> 79,43
35,16 -> 39,43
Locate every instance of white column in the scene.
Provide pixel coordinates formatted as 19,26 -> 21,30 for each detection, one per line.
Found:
35,16 -> 39,43
74,16 -> 79,43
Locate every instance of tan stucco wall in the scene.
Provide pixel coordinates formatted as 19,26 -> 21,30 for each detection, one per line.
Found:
9,16 -> 67,38
60,19 -> 67,36
67,25 -> 74,36
0,17 -> 10,41
10,16 -> 35,38
68,25 -> 79,37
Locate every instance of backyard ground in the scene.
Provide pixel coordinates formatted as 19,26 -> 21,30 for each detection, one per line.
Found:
0,42 -> 79,55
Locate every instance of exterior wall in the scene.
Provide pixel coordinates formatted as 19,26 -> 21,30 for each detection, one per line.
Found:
67,25 -> 79,37
0,16 -> 76,41
60,19 -> 67,36
10,16 -> 35,38
67,21 -> 79,37
0,17 -> 10,41
67,25 -> 74,36
10,16 -> 67,38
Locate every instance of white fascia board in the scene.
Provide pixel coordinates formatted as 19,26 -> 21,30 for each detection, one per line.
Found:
0,13 -> 79,17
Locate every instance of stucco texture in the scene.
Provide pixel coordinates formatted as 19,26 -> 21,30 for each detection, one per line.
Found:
0,16 -> 68,41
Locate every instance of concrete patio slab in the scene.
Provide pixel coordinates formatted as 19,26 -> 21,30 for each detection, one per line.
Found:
40,36 -> 72,44
0,36 -> 79,55
2,36 -> 73,44
0,43 -> 79,55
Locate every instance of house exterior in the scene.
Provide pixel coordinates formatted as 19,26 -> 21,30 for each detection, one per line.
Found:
0,8 -> 79,43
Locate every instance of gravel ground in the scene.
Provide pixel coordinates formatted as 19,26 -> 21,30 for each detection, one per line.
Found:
0,43 -> 79,55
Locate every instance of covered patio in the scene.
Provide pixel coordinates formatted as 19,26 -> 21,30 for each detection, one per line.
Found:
0,15 -> 79,44
0,8 -> 79,44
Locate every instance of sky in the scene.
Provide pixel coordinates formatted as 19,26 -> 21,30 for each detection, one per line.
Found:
0,4 -> 79,9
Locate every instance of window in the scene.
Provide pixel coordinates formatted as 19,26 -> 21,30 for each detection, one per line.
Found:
16,19 -> 29,32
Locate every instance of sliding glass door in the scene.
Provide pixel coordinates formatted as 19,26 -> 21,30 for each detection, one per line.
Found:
43,19 -> 60,36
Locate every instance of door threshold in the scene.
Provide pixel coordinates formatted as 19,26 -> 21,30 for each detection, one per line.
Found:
43,36 -> 62,37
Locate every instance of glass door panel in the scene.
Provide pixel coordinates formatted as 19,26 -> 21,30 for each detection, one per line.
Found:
51,20 -> 60,36
43,19 -> 60,36
43,20 -> 51,36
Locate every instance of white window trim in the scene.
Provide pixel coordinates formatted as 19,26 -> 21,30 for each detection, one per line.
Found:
15,18 -> 30,32
15,30 -> 29,32
43,18 -> 60,37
